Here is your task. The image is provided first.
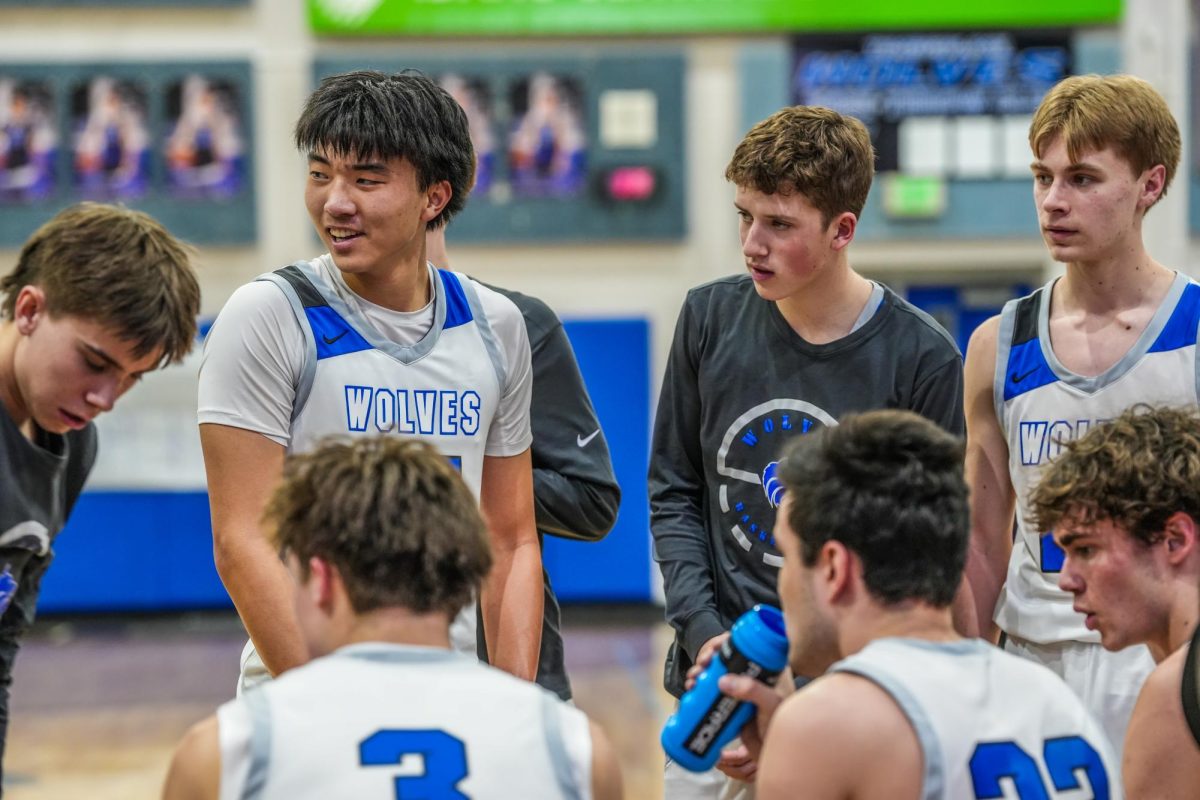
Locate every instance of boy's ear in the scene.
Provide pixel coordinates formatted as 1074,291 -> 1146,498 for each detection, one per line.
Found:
12,286 -> 46,334
422,180 -> 453,224
1139,163 -> 1168,209
829,211 -> 858,252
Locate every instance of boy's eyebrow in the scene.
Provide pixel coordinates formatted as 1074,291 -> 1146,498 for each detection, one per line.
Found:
1055,530 -> 1086,548
1030,159 -> 1104,173
306,152 -> 390,174
82,342 -> 143,376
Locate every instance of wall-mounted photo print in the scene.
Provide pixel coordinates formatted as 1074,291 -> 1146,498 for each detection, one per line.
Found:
71,76 -> 151,199
439,73 -> 495,197
0,78 -> 56,203
507,72 -> 587,198
164,74 -> 246,199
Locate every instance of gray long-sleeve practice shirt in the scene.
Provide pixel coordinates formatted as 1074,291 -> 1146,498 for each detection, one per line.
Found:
650,276 -> 964,696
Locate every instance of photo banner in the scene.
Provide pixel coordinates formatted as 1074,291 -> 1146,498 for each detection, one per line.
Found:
308,0 -> 1120,36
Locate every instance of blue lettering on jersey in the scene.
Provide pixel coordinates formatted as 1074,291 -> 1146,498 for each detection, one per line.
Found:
1018,417 -> 1108,466
343,385 -> 481,436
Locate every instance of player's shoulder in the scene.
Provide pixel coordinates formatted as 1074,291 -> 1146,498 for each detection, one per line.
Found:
452,271 -> 525,327
777,671 -> 910,746
469,277 -> 560,340
685,273 -> 754,304
215,273 -> 295,324
880,286 -> 961,355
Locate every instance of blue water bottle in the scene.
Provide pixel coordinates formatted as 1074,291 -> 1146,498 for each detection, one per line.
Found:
660,604 -> 789,772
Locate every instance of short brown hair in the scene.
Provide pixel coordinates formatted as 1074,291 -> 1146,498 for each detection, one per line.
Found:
1,203 -> 200,366
1030,405 -> 1200,546
264,436 -> 492,617
725,105 -> 875,225
1030,74 -> 1181,206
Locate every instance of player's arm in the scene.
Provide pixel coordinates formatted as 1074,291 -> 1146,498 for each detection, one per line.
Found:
957,316 -> 1015,642
162,715 -> 220,800
1123,650 -> 1200,798
756,675 -> 922,800
525,315 -> 620,543
479,449 -> 543,681
202,424 -> 308,675
650,296 -> 725,664
588,720 -> 624,800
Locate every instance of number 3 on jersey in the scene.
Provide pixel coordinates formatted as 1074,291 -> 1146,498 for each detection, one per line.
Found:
971,736 -> 1109,799
360,729 -> 469,799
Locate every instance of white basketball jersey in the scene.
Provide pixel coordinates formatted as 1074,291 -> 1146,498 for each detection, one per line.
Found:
259,259 -> 512,498
218,643 -> 593,800
240,259 -> 518,667
831,638 -> 1121,800
995,272 -> 1200,643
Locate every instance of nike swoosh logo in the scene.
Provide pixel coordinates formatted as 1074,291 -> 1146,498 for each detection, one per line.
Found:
577,429 -> 600,447
1010,366 -> 1039,384
323,330 -> 349,346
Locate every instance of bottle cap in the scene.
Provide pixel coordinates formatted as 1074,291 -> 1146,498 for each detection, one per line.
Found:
731,604 -> 788,672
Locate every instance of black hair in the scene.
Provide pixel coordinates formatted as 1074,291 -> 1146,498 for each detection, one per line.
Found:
295,70 -> 475,228
779,410 -> 968,607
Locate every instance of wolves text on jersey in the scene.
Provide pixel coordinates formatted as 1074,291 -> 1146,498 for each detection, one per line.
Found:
1018,417 -> 1110,466
344,386 -> 482,436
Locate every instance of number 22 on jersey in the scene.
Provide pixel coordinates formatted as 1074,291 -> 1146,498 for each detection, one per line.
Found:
971,736 -> 1109,799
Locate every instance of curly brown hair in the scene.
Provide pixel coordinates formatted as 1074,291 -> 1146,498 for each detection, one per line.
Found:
264,436 -> 492,617
725,105 -> 875,226
1029,405 -> 1200,545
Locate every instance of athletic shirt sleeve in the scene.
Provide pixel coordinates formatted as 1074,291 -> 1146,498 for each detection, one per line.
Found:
197,280 -> 305,447
474,284 -> 534,458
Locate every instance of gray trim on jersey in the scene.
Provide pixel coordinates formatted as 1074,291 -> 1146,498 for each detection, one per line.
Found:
827,640 -> 1000,800
540,691 -> 584,800
460,275 -> 509,391
288,258 -> 450,364
993,297 -> 1019,432
241,687 -> 273,800
339,643 -> 468,666
850,282 -> 886,333
1036,271 -> 1191,393
257,271 -> 319,423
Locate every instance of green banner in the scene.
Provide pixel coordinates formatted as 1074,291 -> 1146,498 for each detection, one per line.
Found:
308,0 -> 1120,36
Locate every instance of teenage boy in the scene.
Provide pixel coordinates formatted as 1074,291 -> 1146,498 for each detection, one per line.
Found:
198,71 -> 542,692
163,436 -> 622,799
1029,405 -> 1200,798
713,410 -> 1119,800
0,202 -> 200,774
650,105 -> 963,794
961,73 -> 1197,753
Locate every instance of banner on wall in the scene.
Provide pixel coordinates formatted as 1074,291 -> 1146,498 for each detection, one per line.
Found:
0,61 -> 255,246
792,31 -> 1073,178
308,0 -> 1119,36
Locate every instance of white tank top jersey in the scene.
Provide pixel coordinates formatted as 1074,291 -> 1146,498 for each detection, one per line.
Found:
994,272 -> 1200,644
257,257 -> 531,497
217,643 -> 593,800
199,255 -> 533,665
830,638 -> 1122,800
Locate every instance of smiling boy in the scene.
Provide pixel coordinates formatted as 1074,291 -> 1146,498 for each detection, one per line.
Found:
959,74 -> 1197,757
1029,405 -> 1200,798
0,202 -> 199,778
649,105 -> 963,796
198,70 -> 542,693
